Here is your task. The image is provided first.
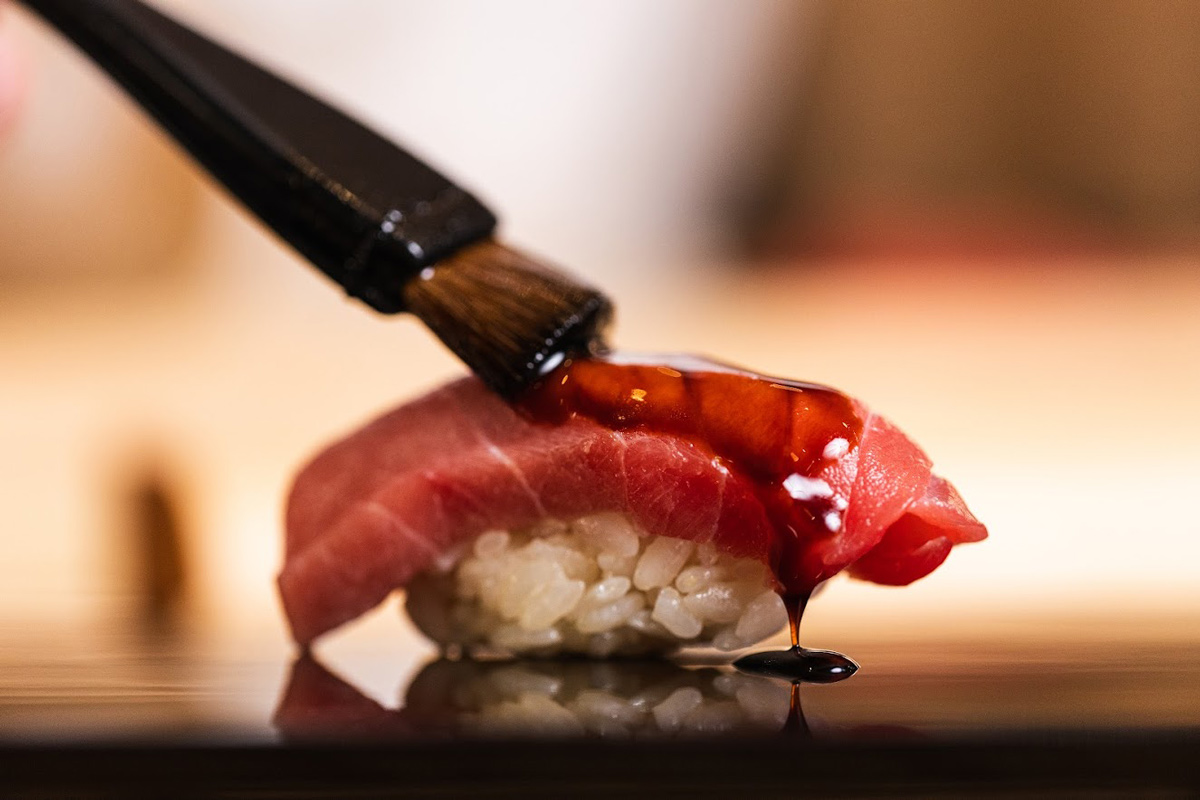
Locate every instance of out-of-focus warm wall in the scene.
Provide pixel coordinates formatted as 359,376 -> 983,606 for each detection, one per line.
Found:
0,8 -> 203,285
759,0 -> 1200,248
2,0 -> 817,287
177,0 -> 815,274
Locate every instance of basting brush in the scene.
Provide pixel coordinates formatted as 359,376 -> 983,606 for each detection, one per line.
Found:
19,0 -> 612,398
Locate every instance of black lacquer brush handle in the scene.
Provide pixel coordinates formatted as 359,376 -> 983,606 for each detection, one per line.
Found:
20,0 -> 497,314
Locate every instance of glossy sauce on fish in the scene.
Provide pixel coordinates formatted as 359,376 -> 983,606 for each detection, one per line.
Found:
519,354 -> 864,677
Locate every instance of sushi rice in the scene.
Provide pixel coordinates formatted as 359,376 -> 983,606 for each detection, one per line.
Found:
405,512 -> 788,657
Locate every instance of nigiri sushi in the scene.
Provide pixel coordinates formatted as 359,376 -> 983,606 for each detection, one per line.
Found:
279,355 -> 986,656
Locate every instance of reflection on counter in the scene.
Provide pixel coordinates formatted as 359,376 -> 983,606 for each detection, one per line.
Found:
274,622 -> 1200,744
276,656 -> 804,741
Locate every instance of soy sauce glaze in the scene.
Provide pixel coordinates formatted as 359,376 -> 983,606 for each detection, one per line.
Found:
520,354 -> 862,678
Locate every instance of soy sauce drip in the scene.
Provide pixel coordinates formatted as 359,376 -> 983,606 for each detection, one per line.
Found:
733,593 -> 858,683
787,591 -> 806,646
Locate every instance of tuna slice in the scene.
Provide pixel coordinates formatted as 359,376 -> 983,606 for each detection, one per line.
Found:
280,378 -> 986,645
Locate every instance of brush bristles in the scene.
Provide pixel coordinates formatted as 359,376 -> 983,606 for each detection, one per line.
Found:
402,240 -> 613,398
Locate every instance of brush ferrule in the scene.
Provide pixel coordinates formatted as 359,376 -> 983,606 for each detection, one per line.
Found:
339,189 -> 497,314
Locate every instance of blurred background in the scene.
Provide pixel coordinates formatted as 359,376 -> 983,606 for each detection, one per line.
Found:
2,0 -> 1199,736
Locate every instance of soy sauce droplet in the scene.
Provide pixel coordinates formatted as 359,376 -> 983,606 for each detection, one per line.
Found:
733,646 -> 858,683
734,592 -> 859,683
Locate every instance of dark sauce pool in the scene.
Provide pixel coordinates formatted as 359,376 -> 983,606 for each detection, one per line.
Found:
518,354 -> 864,679
734,593 -> 858,683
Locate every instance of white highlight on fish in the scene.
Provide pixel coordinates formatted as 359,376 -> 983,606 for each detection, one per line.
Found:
823,437 -> 850,459
782,474 -> 833,502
